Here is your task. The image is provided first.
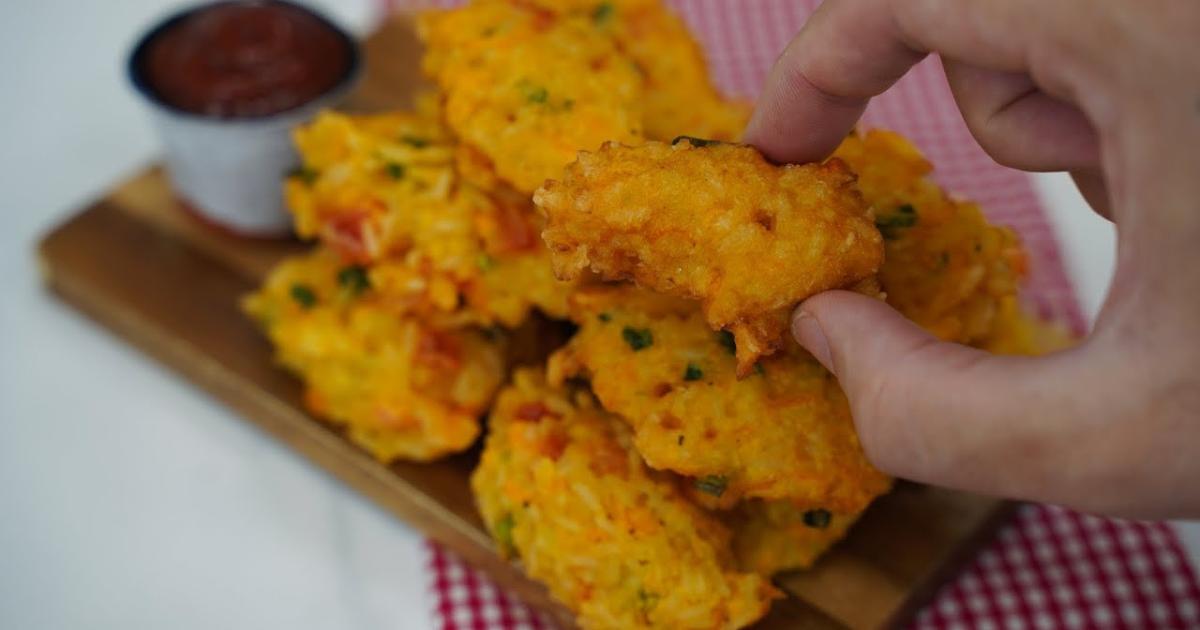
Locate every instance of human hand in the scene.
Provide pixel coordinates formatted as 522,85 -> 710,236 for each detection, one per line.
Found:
743,0 -> 1200,518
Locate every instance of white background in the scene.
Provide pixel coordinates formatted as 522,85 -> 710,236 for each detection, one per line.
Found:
0,1 -> 1195,629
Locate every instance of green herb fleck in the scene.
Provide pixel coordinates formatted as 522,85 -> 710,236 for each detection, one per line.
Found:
694,474 -> 728,497
494,514 -> 516,556
337,265 -> 371,296
802,508 -> 832,529
477,253 -> 496,272
385,162 -> 406,180
637,588 -> 660,612
754,362 -> 765,376
671,135 -> 720,147
622,327 -> 653,351
287,165 -> 319,185
400,135 -> 430,148
716,330 -> 736,355
290,284 -> 317,309
592,1 -> 615,23
597,312 -> 612,323
683,363 -> 703,381
875,203 -> 918,239
525,85 -> 549,104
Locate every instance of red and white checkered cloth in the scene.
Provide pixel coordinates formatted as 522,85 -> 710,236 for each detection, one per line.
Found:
379,0 -> 1200,627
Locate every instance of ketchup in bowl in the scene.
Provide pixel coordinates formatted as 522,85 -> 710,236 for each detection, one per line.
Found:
127,1 -> 360,236
132,1 -> 356,119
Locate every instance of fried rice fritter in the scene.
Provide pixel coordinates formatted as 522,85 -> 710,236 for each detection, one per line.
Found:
420,0 -> 645,193
537,139 -> 884,375
726,500 -> 861,575
833,130 -> 1027,345
547,286 -> 893,513
978,300 -> 1077,356
473,368 -> 777,629
243,248 -> 506,462
585,0 -> 750,141
287,110 -> 574,328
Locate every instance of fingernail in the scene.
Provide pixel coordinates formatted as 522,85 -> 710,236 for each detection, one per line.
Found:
792,309 -> 834,371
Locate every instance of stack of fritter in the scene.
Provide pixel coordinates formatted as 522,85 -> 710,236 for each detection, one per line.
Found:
244,1 -> 1067,627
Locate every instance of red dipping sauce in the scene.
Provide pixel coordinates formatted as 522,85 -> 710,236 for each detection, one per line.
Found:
136,1 -> 354,118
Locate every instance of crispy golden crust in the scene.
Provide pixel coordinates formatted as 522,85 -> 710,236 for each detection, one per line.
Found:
287,110 -> 575,328
419,0 -> 644,193
833,130 -> 1028,345
726,501 -> 861,575
537,140 -> 884,374
242,248 -> 507,462
473,368 -> 777,629
547,286 -> 893,512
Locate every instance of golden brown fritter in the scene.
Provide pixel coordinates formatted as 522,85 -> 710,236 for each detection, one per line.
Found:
537,139 -> 884,375
726,501 -> 861,575
287,110 -> 575,328
977,300 -> 1077,356
833,130 -> 1027,345
419,0 -> 644,193
472,368 -> 777,629
587,0 -> 751,141
242,248 -> 507,462
547,286 -> 893,513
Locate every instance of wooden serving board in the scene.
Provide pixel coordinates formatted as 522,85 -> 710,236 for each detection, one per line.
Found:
37,16 -> 1014,629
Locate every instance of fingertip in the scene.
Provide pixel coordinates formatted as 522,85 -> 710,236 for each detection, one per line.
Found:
791,307 -> 833,370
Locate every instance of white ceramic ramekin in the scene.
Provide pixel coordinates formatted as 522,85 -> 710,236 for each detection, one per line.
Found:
127,1 -> 361,237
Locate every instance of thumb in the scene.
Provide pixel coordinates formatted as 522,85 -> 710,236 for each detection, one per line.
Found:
791,290 -> 1115,507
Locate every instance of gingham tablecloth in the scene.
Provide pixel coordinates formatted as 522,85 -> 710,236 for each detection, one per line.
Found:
380,1 -> 1200,627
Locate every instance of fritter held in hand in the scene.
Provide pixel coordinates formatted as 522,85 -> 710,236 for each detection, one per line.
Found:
243,247 -> 506,462
472,368 -> 777,629
536,139 -> 884,375
547,286 -> 892,513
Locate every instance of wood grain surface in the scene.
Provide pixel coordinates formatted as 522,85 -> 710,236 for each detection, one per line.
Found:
37,16 -> 1014,629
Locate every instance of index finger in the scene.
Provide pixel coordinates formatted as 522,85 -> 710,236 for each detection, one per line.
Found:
742,0 -> 1055,164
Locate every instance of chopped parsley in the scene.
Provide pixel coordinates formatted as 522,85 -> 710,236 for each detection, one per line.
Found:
876,204 -> 918,239
597,312 -> 612,322
525,85 -> 548,104
477,253 -> 496,272
716,330 -> 736,355
802,508 -> 832,529
754,362 -> 765,376
287,165 -> 318,185
337,265 -> 371,296
683,363 -> 704,381
289,284 -> 317,309
592,1 -> 615,23
636,588 -> 660,612
400,134 -> 429,148
384,162 -> 406,180
622,326 -> 653,351
671,135 -> 720,147
694,474 -> 728,497
493,514 -> 516,556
